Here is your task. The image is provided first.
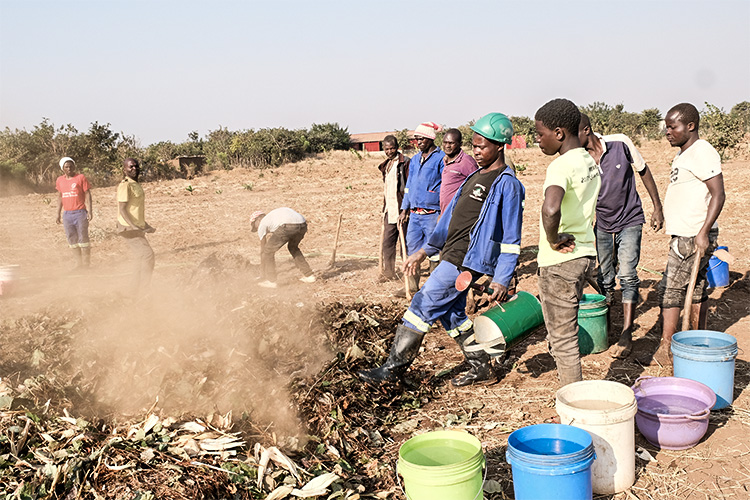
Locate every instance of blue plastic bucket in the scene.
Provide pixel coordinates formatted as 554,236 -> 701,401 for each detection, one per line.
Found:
706,246 -> 729,288
506,424 -> 596,500
671,330 -> 738,409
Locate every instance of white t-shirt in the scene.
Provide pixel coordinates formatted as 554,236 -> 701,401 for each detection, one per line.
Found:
664,139 -> 722,237
383,158 -> 400,224
257,207 -> 306,239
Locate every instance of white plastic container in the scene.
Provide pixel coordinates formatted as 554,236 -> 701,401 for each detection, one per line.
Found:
555,380 -> 638,495
0,265 -> 20,296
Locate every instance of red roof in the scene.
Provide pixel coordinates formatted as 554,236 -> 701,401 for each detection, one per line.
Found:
350,131 -> 415,144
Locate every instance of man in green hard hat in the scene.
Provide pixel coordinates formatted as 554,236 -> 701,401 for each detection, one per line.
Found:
357,112 -> 525,388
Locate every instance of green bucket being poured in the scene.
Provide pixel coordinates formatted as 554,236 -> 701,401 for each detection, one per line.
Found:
464,291 -> 544,358
397,430 -> 485,500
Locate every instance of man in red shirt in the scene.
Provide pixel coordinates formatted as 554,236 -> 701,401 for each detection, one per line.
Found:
55,157 -> 93,268
439,128 -> 478,213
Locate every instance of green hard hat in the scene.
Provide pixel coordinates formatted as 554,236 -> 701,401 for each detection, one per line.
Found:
470,113 -> 514,145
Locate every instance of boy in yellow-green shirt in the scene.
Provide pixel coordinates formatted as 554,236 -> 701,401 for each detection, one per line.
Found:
117,158 -> 155,291
535,98 -> 601,386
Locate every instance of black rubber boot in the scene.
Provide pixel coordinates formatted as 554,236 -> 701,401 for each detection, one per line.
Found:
357,325 -> 425,386
451,330 -> 497,387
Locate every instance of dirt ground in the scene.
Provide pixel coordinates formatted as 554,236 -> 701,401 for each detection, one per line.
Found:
1,139 -> 749,499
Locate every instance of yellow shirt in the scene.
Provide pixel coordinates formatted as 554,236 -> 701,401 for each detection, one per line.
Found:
538,148 -> 601,267
117,177 -> 146,229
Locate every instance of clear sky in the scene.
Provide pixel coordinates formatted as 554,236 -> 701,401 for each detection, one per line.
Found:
1,0 -> 749,145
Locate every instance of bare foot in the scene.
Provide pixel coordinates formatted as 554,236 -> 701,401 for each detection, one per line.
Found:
609,336 -> 632,359
609,327 -> 634,359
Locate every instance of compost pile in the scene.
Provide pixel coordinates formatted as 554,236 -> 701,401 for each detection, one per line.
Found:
0,296 -> 446,499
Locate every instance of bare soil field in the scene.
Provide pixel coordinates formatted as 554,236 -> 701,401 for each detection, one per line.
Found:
1,139 -> 748,499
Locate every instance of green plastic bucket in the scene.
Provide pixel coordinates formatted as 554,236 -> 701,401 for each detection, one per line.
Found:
465,292 -> 544,357
578,294 -> 608,355
397,430 -> 485,500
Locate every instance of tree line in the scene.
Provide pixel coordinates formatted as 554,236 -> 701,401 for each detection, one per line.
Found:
1,102 -> 748,193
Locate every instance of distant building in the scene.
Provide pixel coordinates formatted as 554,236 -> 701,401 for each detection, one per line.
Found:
508,135 -> 527,149
167,155 -> 206,178
350,131 -> 416,152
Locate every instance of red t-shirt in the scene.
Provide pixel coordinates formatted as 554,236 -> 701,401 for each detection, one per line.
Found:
56,174 -> 90,211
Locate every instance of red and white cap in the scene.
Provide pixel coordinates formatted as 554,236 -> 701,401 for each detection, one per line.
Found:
250,210 -> 266,225
414,122 -> 442,140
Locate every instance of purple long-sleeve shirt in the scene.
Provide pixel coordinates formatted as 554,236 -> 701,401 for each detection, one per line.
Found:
439,150 -> 479,213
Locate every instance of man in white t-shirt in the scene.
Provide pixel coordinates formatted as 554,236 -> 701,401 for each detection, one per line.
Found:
378,135 -> 410,281
250,208 -> 316,288
647,103 -> 725,367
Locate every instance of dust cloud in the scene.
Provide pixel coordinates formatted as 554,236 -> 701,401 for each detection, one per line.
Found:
4,254 -> 333,442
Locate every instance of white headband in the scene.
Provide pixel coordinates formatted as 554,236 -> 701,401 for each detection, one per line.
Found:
59,157 -> 75,170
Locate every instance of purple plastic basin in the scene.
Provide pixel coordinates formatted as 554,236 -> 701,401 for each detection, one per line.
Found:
631,376 -> 716,450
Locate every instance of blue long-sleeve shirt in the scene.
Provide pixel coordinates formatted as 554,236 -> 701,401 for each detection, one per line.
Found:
400,147 -> 445,211
424,165 -> 525,287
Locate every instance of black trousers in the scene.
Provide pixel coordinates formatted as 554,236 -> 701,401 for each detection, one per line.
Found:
382,213 -> 401,276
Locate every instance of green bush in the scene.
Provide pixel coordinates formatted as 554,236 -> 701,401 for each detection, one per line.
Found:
395,129 -> 413,151
701,102 -> 744,159
457,122 -> 474,148
730,101 -> 750,132
305,123 -> 351,153
204,127 -> 234,169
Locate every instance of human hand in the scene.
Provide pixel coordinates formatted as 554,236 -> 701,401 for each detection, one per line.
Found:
402,249 -> 426,276
551,233 -> 576,253
398,210 -> 409,226
694,232 -> 709,255
651,209 -> 664,232
56,215 -> 61,224
488,282 -> 508,303
87,211 -> 93,222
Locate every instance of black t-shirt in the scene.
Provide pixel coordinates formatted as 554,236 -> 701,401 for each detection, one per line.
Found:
441,168 -> 503,268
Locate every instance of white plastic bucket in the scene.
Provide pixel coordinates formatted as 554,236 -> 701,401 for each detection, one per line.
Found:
0,265 -> 19,296
555,380 -> 638,495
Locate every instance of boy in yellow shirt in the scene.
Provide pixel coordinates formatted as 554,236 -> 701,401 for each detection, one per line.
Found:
535,98 -> 601,386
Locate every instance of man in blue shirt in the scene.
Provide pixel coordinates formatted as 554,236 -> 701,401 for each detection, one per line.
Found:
398,121 -> 445,293
359,113 -> 524,388
578,114 -> 664,358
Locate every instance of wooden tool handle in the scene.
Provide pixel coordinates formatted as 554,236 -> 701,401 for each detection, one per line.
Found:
377,213 -> 385,273
682,248 -> 704,331
397,221 -> 411,300
328,214 -> 343,268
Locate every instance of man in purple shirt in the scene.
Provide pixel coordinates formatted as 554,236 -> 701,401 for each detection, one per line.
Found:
440,128 -> 478,213
578,113 -> 664,359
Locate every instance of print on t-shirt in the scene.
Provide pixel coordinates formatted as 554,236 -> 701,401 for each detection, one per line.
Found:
669,165 -> 679,184
469,182 -> 490,202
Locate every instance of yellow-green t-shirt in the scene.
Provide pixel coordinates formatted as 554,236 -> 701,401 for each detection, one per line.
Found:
538,148 -> 601,267
117,177 -> 146,229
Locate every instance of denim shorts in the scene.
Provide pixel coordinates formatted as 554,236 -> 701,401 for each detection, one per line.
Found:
62,209 -> 90,248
